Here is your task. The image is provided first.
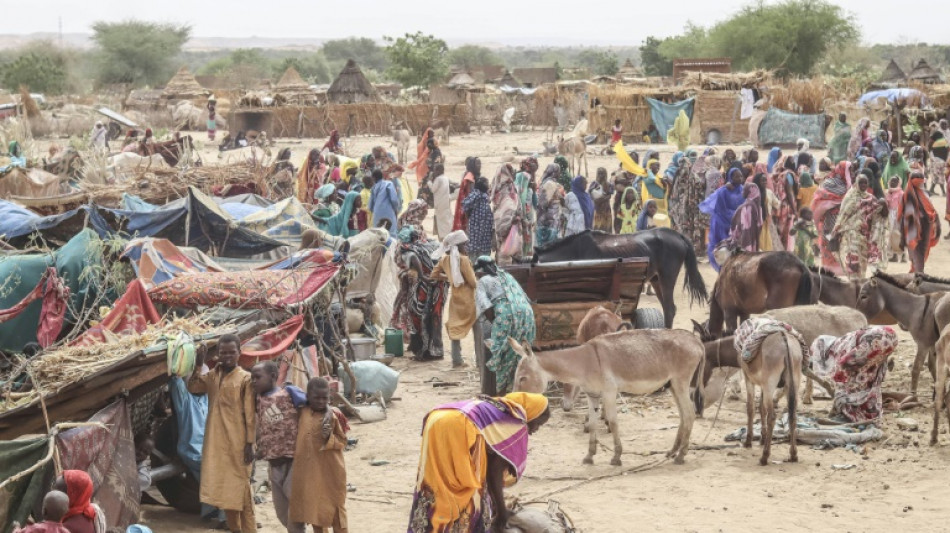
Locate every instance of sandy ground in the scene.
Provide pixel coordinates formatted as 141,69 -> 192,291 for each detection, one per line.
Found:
133,131 -> 950,532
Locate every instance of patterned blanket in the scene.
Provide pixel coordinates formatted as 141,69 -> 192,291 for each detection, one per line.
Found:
734,317 -> 807,364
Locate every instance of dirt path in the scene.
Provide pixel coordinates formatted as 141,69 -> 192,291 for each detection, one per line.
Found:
141,132 -> 950,532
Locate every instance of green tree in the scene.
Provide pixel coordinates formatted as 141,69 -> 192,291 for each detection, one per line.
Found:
275,55 -> 332,84
384,32 -> 449,89
322,38 -> 388,72
708,0 -> 857,74
91,20 -> 190,86
1,41 -> 69,94
448,45 -> 502,70
640,36 -> 672,76
595,51 -> 620,76
657,24 -> 711,62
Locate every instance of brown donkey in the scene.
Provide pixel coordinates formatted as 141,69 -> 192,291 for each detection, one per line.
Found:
931,324 -> 950,445
509,329 -> 704,466
562,307 -> 633,418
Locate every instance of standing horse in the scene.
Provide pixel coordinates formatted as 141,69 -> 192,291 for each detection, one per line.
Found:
533,228 -> 707,328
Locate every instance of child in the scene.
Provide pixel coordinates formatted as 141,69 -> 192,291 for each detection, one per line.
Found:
13,491 -> 70,533
797,170 -> 818,210
617,186 -> 641,234
636,199 -> 658,231
885,176 -> 906,262
290,378 -> 349,533
790,207 -> 818,267
252,362 -> 307,533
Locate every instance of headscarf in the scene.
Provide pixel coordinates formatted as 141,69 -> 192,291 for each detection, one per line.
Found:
571,175 -> 594,229
554,155 -> 572,189
315,183 -> 336,200
473,255 -> 497,275
501,392 -> 549,422
800,170 -> 814,188
883,150 -> 910,188
797,138 -> 810,152
62,470 -> 96,522
431,230 -> 469,287
665,152 -> 684,180
637,199 -> 656,231
399,198 -> 429,230
766,147 -> 782,173
899,171 -> 938,251
520,157 -> 539,175
323,191 -> 360,237
848,118 -> 870,158
407,128 -> 435,183
732,183 -> 764,251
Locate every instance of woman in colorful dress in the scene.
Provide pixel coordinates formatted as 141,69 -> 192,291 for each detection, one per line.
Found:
535,164 -> 565,247
490,164 -> 523,264
399,199 -> 431,241
514,157 -> 538,258
317,190 -> 362,239
811,161 -> 852,274
473,256 -> 537,393
554,155 -> 572,190
408,392 -> 550,533
617,186 -> 641,234
641,159 -> 668,216
564,175 -> 593,236
900,170 -> 940,272
391,225 -> 447,361
297,149 -> 327,204
730,183 -> 764,252
771,155 -> 799,250
700,168 -> 746,269
589,167 -> 614,233
453,157 -> 481,232
832,174 -> 889,280
670,149 -> 706,255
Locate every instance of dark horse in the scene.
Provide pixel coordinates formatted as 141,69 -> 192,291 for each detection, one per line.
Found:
532,228 -> 707,328
708,250 -> 813,336
138,135 -> 195,167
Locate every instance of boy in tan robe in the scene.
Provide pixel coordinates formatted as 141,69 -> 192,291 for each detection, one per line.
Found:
188,334 -> 256,533
290,378 -> 349,532
430,230 -> 477,368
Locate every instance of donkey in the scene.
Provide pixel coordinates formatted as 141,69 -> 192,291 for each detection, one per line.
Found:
733,319 -> 803,466
931,323 -> 950,445
391,122 -> 411,165
510,329 -> 704,466
557,135 -> 588,177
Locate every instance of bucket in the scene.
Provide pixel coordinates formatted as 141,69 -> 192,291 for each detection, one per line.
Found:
348,337 -> 376,361
385,328 -> 404,357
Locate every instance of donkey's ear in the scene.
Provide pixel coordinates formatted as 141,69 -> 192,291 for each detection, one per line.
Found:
507,337 -> 523,354
521,340 -> 533,354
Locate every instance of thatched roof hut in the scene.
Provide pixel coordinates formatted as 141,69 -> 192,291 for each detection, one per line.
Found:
880,59 -> 907,83
618,59 -> 640,78
327,59 -> 377,104
496,70 -> 521,88
908,59 -> 942,84
162,66 -> 210,101
274,66 -> 317,105
446,72 -> 477,89
512,67 -> 557,88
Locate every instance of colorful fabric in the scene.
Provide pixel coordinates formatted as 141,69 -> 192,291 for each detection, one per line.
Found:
670,157 -> 707,254
571,176 -> 594,230
641,164 -> 668,215
730,184 -> 763,252
148,265 -> 340,309
833,187 -> 888,278
847,118 -> 871,160
296,151 -> 326,204
883,152 -> 910,189
535,165 -> 564,247
72,279 -> 161,347
614,141 -> 646,176
399,199 -> 430,239
491,164 -> 522,259
256,386 -> 305,461
766,147 -> 782,173
589,172 -> 614,232
56,401 -> 139,529
392,235 -> 447,359
239,315 -> 305,367
810,326 -> 898,423
476,267 -> 535,393
793,220 -> 818,268
0,267 -> 68,347
699,171 -> 745,269
811,162 -> 851,275
370,178 -> 401,237
122,238 -> 223,288
0,436 -> 54,532
462,190 -> 494,254
900,174 -> 938,254
453,159 -> 479,232
667,110 -> 691,151
319,191 -> 360,238
617,186 -> 641,234
514,165 -> 537,257
734,317 -> 807,365
408,128 -> 435,184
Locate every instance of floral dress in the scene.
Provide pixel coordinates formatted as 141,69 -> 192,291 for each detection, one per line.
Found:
476,270 -> 536,393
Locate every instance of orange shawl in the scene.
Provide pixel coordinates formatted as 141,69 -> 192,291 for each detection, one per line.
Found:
899,174 -> 938,252
407,128 -> 435,184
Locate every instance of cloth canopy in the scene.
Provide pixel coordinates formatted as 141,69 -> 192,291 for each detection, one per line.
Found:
122,238 -> 225,288
0,200 -> 113,244
238,314 -> 305,367
645,98 -> 695,140
71,279 -> 161,347
857,88 -> 928,107
757,108 -> 827,148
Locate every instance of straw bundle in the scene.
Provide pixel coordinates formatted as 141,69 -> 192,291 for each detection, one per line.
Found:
682,70 -> 770,91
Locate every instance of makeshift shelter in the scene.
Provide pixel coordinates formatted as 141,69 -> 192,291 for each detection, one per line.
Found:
161,66 -> 211,102
908,59 -> 942,84
446,71 -> 476,89
880,59 -> 907,83
497,71 -> 521,88
858,88 -> 929,108
673,58 -> 732,84
757,108 -> 827,148
646,97 -> 695,140
0,200 -> 114,246
327,59 -> 378,104
274,66 -> 317,105
512,67 -> 557,88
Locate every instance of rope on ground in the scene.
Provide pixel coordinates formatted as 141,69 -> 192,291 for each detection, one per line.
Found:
525,457 -> 669,500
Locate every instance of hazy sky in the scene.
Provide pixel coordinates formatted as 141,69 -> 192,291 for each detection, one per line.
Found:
13,0 -> 950,46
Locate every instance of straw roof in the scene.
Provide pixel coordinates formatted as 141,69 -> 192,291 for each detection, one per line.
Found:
496,71 -> 521,88
162,66 -> 210,100
274,66 -> 317,105
908,59 -> 942,84
682,69 -> 769,90
447,72 -> 477,88
618,58 -> 640,77
327,59 -> 378,104
880,59 -> 907,82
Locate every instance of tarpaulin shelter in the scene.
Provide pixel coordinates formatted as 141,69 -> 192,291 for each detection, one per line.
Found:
238,314 -> 305,368
109,187 -> 286,257
857,88 -> 929,108
0,200 -> 114,245
71,279 -> 161,347
645,97 -> 695,140
0,229 -> 108,351
0,436 -> 52,533
220,195 -> 317,241
122,238 -> 224,288
757,108 -> 827,148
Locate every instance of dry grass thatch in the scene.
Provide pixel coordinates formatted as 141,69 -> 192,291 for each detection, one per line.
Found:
682,70 -> 770,90
768,77 -> 848,115
163,66 -> 211,100
328,60 -> 378,104
274,67 -> 317,105
264,103 -> 471,138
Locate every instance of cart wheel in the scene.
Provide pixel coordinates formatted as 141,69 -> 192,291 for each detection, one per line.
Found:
153,417 -> 201,514
634,308 -> 665,329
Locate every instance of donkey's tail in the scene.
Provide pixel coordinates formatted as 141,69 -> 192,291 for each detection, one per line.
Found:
682,238 -> 709,307
794,263 -> 813,305
692,339 -> 707,417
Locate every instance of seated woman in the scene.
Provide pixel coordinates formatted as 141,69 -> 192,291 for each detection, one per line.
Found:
810,326 -> 898,423
54,470 -> 106,533
312,184 -> 341,218
316,191 -> 361,238
408,392 -> 550,533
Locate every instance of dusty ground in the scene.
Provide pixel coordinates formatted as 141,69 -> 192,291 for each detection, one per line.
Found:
134,131 -> 950,532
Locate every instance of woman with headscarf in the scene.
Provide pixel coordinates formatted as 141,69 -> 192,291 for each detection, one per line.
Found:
617,186 -> 641,234
589,167 -> 614,233
883,149 -> 910,190
670,149 -> 706,255
297,149 -> 327,204
667,110 -> 690,151
473,256 -> 537,393
771,155 -> 799,250
797,170 -> 818,211
311,184 -> 340,218
900,170 -> 940,272
848,118 -> 871,160
811,161 -> 852,274
554,155 -> 572,190
564,175 -> 594,237
751,172 -> 780,252
399,199 -> 430,240
535,163 -> 565,247
490,164 -> 523,263
514,157 -> 539,257
392,225 -> 447,361
637,199 -> 658,232
766,147 -> 783,173
429,162 -> 452,240
704,155 -> 723,197
871,130 -> 892,162
810,327 -> 898,423
730,183 -> 764,252
369,169 -> 401,237
641,159 -> 668,216
453,157 -> 481,232
831,173 -> 888,280
55,470 -> 105,533
796,138 -> 816,173
407,392 -> 550,533
318,190 -> 362,238
664,151 -> 684,182
722,149 -> 738,170
322,129 -> 342,154
431,231 -> 478,368
700,168 -> 746,269
828,113 -> 851,163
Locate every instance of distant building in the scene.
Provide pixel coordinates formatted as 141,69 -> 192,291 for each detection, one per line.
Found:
908,58 -> 942,84
512,67 -> 558,88
672,58 -> 732,85
880,59 -> 907,83
327,59 -> 378,104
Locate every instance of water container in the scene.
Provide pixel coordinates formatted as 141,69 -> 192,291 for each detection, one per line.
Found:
385,328 -> 404,357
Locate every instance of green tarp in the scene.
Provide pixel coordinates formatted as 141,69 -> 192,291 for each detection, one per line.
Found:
0,436 -> 53,533
757,108 -> 827,148
645,97 -> 695,140
0,229 -> 108,351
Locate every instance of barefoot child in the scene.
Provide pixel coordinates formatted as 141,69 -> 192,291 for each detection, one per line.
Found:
252,362 -> 307,533
13,491 -> 70,533
290,378 -> 349,533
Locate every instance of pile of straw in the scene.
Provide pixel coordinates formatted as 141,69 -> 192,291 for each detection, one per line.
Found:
682,70 -> 770,91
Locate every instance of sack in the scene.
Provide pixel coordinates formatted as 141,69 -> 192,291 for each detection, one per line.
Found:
165,330 -> 196,377
500,224 -> 523,257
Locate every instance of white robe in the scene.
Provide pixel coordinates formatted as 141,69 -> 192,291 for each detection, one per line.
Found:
430,173 -> 454,240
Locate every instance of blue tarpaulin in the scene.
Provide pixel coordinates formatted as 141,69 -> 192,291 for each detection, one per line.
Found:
858,88 -> 929,107
646,97 -> 695,139
0,201 -> 113,244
